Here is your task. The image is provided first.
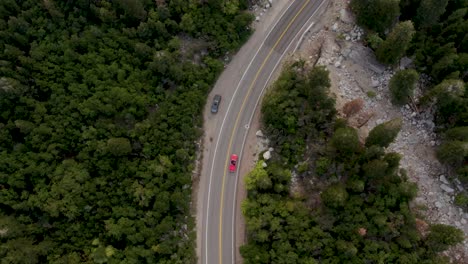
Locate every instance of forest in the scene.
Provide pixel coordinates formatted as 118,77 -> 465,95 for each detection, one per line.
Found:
241,64 -> 464,263
0,0 -> 252,263
352,0 -> 468,209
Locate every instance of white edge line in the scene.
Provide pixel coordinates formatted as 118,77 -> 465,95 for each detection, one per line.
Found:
203,1 -> 297,263
231,0 -> 328,263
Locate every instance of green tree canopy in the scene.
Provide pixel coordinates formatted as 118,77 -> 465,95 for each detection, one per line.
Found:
376,21 -> 416,65
389,69 -> 420,105
366,118 -> 402,148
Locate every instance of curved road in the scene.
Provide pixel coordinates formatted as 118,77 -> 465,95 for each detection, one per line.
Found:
198,1 -> 327,263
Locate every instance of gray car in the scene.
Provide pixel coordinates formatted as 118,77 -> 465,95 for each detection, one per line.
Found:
211,95 -> 222,113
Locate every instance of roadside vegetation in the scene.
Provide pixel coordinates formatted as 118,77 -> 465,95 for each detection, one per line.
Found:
241,65 -> 464,263
351,0 -> 468,209
0,0 -> 252,262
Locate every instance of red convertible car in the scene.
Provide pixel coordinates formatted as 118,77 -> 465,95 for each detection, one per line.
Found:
229,154 -> 238,172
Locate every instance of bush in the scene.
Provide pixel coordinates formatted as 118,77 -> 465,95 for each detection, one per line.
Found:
331,127 -> 361,156
454,192 -> 468,208
342,98 -> 364,117
444,126 -> 468,141
436,140 -> 466,166
351,0 -> 400,34
365,118 -> 402,148
106,137 -> 132,156
426,224 -> 464,252
321,184 -> 349,208
389,69 -> 419,105
376,21 -> 415,65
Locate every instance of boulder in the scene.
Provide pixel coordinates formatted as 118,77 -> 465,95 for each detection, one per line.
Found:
256,130 -> 264,137
440,184 -> 455,193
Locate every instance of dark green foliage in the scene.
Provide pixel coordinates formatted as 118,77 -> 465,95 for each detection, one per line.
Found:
454,192 -> 468,208
0,0 -> 252,262
366,118 -> 403,148
414,0 -> 449,29
351,0 -> 400,34
436,140 -> 467,166
321,184 -> 349,208
389,69 -> 420,105
444,126 -> 468,141
426,224 -> 464,252
261,65 -> 336,165
331,127 -> 361,156
410,7 -> 468,82
376,21 -> 416,65
366,33 -> 384,50
106,137 -> 132,156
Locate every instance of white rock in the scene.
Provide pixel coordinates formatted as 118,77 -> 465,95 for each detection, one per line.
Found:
411,112 -> 417,117
268,147 -> 274,152
345,35 -> 351,41
265,3 -> 270,8
256,130 -> 264,137
262,162 -> 267,168
430,140 -> 436,146
255,16 -> 260,21
371,79 -> 380,87
435,201 -> 443,208
439,175 -> 449,184
334,60 -> 341,68
461,218 -> 467,225
440,184 -> 455,193
263,151 -> 271,160
332,22 -> 338,32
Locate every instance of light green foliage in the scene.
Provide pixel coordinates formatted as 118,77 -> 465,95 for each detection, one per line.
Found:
245,162 -> 272,191
454,192 -> 468,207
366,118 -> 402,148
366,33 -> 384,50
376,21 -> 416,65
389,69 -> 419,105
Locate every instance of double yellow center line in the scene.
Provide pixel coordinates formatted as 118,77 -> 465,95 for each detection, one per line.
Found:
217,1 -> 311,263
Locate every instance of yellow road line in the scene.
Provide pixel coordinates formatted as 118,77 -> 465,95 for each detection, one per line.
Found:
217,1 -> 311,263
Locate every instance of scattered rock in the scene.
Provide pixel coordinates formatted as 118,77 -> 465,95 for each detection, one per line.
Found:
340,8 -> 353,24
255,16 -> 260,22
439,175 -> 449,185
332,22 -> 338,32
256,130 -> 264,137
263,150 -> 271,160
440,184 -> 455,193
435,201 -> 443,208
262,161 -> 267,168
371,79 -> 380,87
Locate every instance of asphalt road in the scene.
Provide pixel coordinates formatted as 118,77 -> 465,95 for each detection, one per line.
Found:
199,1 -> 327,263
